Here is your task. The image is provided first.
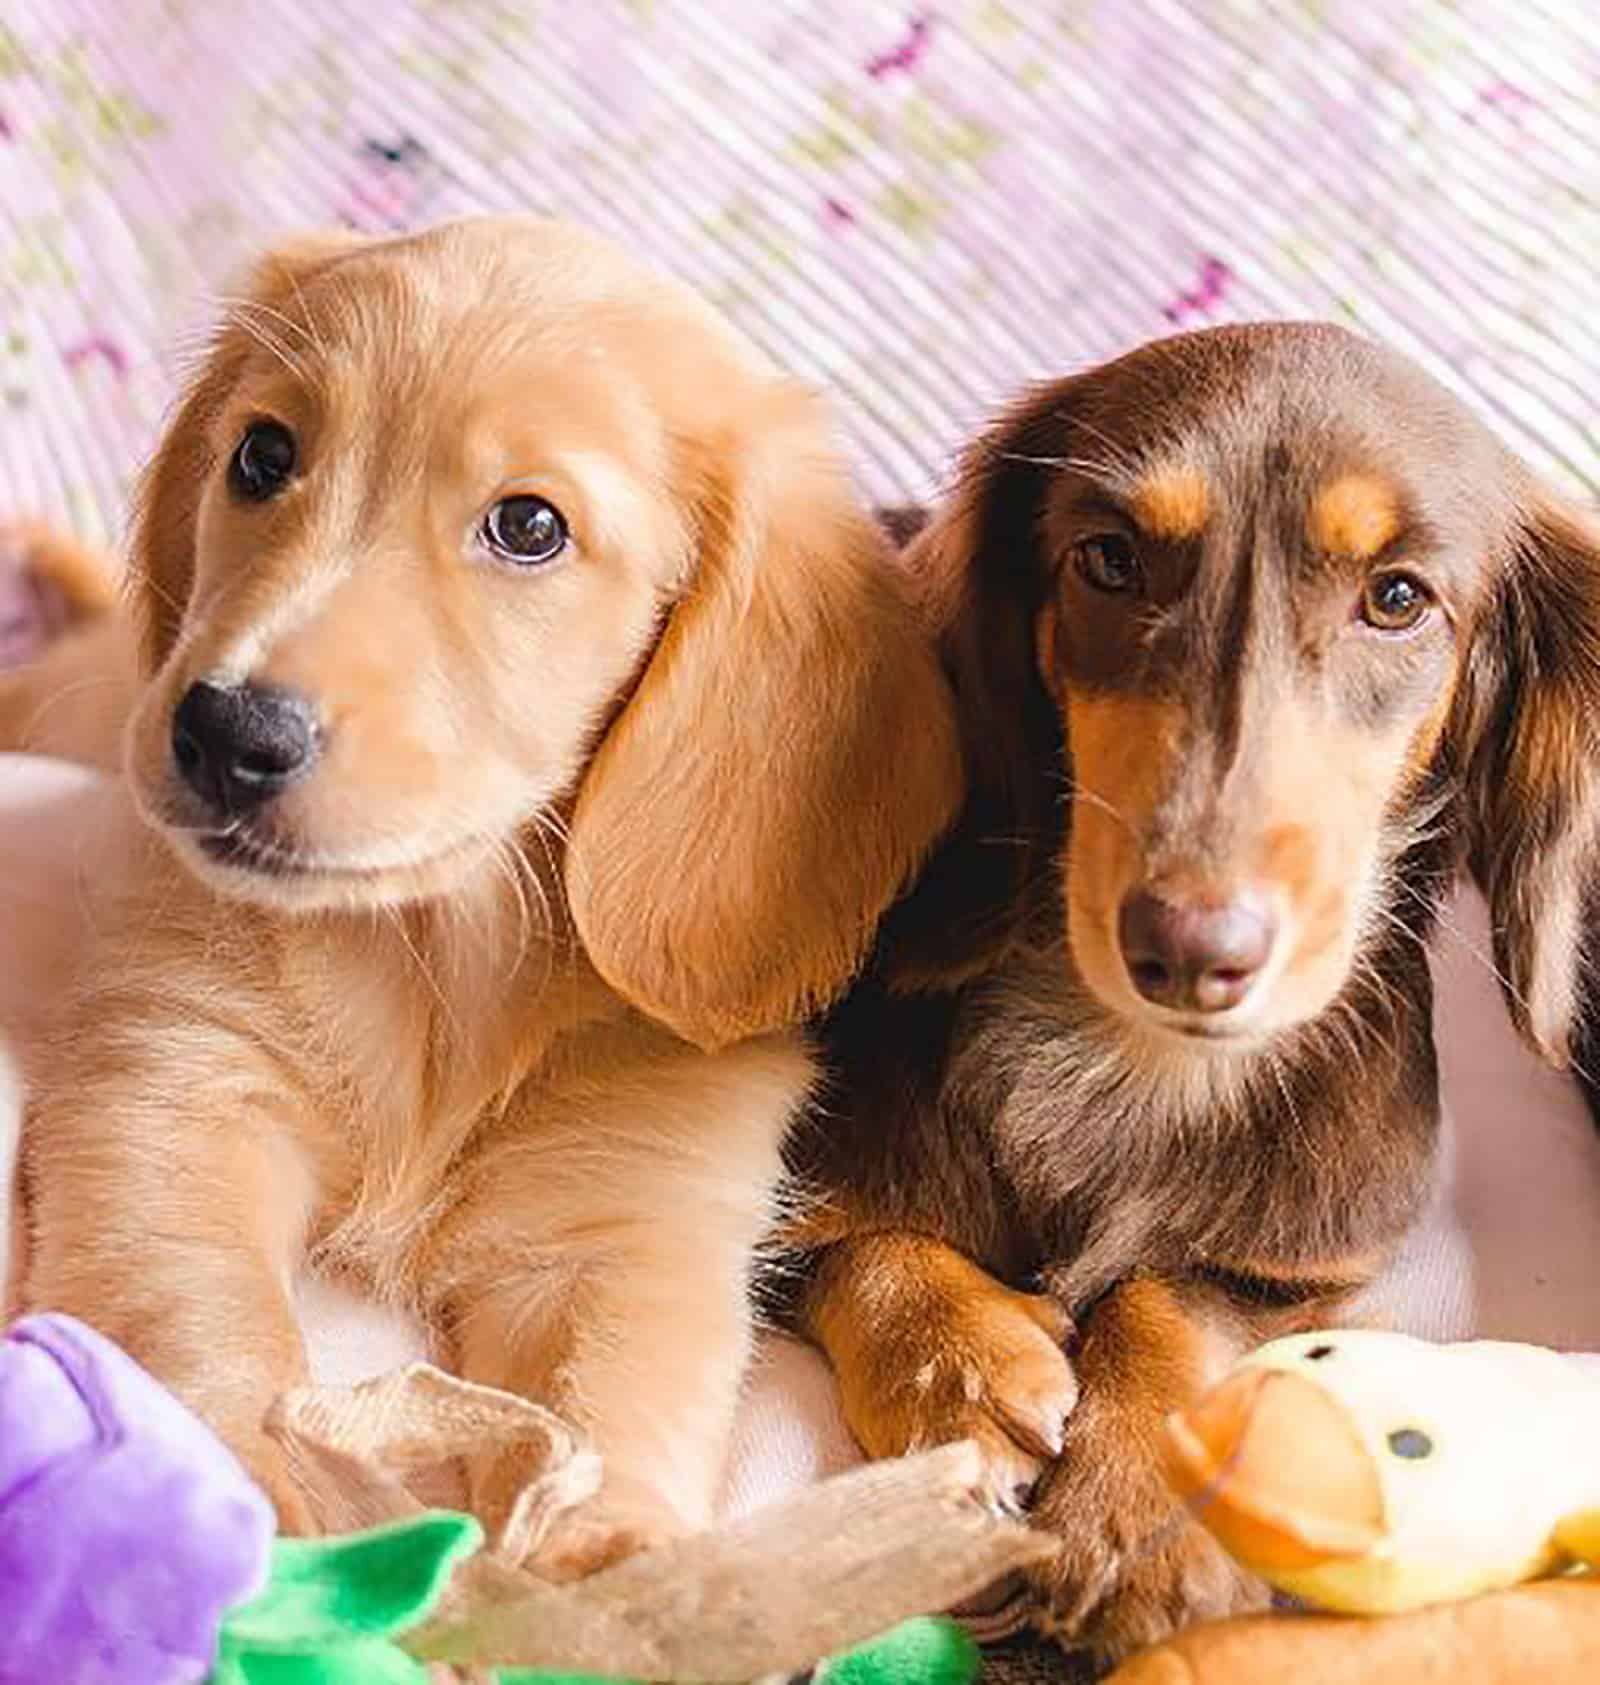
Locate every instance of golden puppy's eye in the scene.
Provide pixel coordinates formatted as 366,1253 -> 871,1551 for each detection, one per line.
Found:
228,420 -> 297,503
1073,533 -> 1142,595
1361,571 -> 1433,633
481,496 -> 569,567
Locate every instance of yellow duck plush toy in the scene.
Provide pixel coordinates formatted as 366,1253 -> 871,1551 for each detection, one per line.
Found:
1106,1330 -> 1600,1685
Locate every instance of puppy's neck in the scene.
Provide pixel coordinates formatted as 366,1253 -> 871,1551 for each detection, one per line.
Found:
954,921 -> 1438,1303
286,834 -> 616,1293
275,823 -> 602,1094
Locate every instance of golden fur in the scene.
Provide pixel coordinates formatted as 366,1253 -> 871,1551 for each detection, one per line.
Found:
11,215 -> 962,1568
0,522 -> 133,770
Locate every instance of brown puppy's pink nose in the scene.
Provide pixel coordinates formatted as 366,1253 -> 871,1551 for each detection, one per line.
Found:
1117,889 -> 1276,1013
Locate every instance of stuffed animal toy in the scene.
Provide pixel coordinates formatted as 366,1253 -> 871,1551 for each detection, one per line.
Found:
0,1314 -> 1019,1685
1103,1330 -> 1600,1685
1163,1329 -> 1600,1614
0,1311 -> 274,1683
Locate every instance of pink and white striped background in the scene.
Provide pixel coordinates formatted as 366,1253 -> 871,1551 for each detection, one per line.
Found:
2,0 -> 1598,543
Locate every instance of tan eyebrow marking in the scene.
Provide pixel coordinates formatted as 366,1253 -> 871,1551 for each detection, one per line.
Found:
1310,473 -> 1401,559
1128,463 -> 1210,542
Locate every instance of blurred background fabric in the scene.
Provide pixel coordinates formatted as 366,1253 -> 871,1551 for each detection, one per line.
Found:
1,0 -> 1598,543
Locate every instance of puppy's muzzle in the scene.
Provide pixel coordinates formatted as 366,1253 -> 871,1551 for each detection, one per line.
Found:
172,680 -> 320,818
1118,887 -> 1277,1014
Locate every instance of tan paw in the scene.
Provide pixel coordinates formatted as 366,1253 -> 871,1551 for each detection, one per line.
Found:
518,1482 -> 683,1583
838,1278 -> 1078,1516
528,1503 -> 673,1577
1025,1408 -> 1268,1664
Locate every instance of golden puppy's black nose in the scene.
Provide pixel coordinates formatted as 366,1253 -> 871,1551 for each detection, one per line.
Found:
172,681 -> 319,814
1118,889 -> 1276,1013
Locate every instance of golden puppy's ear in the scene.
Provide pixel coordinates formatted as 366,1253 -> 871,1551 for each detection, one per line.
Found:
565,383 -> 963,1050
131,230 -> 366,673
1460,492 -> 1600,1066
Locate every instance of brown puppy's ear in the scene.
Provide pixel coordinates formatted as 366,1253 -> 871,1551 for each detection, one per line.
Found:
563,382 -> 964,1051
874,386 -> 1071,989
131,231 -> 366,674
1460,492 -> 1600,1067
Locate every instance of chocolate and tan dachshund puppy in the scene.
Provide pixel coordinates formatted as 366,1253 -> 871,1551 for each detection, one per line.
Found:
784,323 -> 1600,1662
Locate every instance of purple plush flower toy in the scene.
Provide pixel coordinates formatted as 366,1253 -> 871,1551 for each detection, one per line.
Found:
0,1313 -> 274,1684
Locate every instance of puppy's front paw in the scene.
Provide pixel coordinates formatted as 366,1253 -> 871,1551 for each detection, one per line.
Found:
472,1452 -> 684,1581
838,1275 -> 1079,1516
528,1503 -> 673,1577
1026,1409 -> 1268,1664
527,1487 -> 682,1582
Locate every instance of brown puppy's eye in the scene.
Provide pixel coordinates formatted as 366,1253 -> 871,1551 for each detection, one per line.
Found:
481,495 -> 569,567
228,420 -> 297,503
1362,571 -> 1433,632
1074,533 -> 1142,595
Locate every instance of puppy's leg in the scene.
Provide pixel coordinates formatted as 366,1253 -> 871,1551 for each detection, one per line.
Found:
1022,1278 -> 1262,1663
1026,1269 -> 1366,1664
23,1043 -> 319,1529
429,1030 -> 802,1578
803,1233 -> 1079,1513
0,523 -> 132,768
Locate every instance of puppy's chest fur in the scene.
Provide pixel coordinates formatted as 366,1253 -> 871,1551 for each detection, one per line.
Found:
270,901 -> 618,1281
814,928 -> 1442,1317
954,942 -> 1439,1304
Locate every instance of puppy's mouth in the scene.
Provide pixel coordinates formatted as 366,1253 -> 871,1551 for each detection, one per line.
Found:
1074,941 -> 1280,1052
1068,881 -> 1304,1052
1159,1014 -> 1261,1044
188,822 -> 453,886
178,818 -> 479,903
196,826 -> 312,877
1121,999 -> 1271,1052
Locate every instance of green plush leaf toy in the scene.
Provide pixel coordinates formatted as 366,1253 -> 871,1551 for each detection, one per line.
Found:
809,1615 -> 981,1685
499,1615 -> 980,1685
209,1513 -> 482,1683
205,1512 -> 980,1685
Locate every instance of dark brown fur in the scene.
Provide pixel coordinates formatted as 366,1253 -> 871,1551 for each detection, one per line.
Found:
782,323 -> 1600,1664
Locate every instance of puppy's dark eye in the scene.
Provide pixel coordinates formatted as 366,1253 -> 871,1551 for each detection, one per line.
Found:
1362,571 -> 1432,632
1074,533 -> 1142,595
481,496 -> 569,567
228,420 -> 297,502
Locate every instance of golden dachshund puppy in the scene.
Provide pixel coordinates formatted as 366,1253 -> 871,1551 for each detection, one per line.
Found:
781,323 -> 1600,1661
13,215 -> 961,1572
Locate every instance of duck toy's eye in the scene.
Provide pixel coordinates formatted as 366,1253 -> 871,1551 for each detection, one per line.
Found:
1387,1427 -> 1434,1460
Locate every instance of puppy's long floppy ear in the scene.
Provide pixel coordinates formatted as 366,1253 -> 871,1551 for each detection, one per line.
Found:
564,382 -> 963,1051
131,232 -> 365,674
873,385 -> 1071,989
1460,491 -> 1600,1067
